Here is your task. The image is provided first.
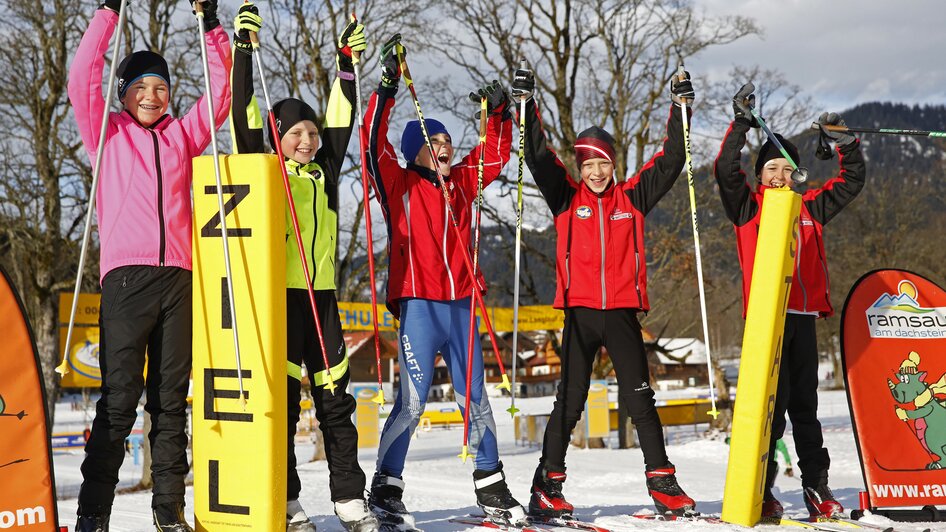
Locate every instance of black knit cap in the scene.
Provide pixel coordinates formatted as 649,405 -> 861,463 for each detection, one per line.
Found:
574,126 -> 617,165
268,98 -> 319,152
116,51 -> 170,100
754,134 -> 800,177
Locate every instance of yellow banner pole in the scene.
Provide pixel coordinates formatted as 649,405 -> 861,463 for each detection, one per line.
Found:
721,187 -> 801,526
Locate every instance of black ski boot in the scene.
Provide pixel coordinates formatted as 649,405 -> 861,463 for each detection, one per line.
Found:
804,483 -> 843,518
75,513 -> 110,532
473,462 -> 527,526
528,466 -> 574,518
645,464 -> 696,516
369,473 -> 416,531
286,499 -> 317,531
152,503 -> 193,532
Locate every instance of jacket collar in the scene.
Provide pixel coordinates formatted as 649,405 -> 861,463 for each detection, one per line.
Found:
122,109 -> 169,130
407,162 -> 449,186
286,158 -> 320,177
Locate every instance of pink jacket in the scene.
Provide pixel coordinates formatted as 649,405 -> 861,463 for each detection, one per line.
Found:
68,9 -> 232,283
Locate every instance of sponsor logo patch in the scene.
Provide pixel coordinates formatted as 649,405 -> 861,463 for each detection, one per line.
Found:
575,206 -> 592,219
865,280 -> 946,339
610,208 -> 632,221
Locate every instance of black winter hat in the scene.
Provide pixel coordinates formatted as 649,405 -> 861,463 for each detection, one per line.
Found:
116,51 -> 170,100
268,98 -> 319,152
574,126 -> 616,165
754,134 -> 800,177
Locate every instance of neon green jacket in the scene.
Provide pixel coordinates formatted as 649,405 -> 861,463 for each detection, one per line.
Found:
229,46 -> 355,290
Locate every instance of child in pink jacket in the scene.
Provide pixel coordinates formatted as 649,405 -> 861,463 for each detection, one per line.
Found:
67,1 -> 230,530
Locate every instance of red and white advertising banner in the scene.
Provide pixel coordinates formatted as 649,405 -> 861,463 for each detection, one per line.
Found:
842,269 -> 946,508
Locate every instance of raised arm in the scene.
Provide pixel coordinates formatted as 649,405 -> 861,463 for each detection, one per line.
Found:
712,83 -> 760,226
228,2 -> 265,155
805,112 -> 867,225
68,7 -> 118,162
625,72 -> 694,215
454,81 -> 514,192
180,8 -> 232,158
312,17 -> 364,187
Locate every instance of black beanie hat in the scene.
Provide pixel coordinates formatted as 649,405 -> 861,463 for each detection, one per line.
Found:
116,51 -> 170,100
754,134 -> 800,177
268,98 -> 320,152
574,126 -> 617,165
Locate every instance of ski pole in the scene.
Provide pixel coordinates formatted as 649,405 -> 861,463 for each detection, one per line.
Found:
508,65 -> 528,419
676,65 -> 719,420
459,95 -> 489,463
350,14 -> 386,407
195,0 -> 247,407
394,45 -> 512,390
247,16 -> 337,395
746,104 -> 809,184
809,122 -> 946,138
57,0 -> 130,377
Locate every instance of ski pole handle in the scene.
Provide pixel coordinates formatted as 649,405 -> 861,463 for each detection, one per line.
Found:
676,64 -> 691,106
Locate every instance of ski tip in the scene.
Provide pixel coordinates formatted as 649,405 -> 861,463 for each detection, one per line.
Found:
707,408 -> 720,419
506,406 -> 520,418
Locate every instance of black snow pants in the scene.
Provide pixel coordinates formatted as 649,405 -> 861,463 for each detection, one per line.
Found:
79,266 -> 192,514
540,307 -> 668,473
767,313 -> 830,488
286,289 -> 365,503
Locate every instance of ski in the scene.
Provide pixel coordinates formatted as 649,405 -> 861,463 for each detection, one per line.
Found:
530,515 -> 613,532
812,517 -> 893,532
450,516 -> 543,532
379,523 -> 424,532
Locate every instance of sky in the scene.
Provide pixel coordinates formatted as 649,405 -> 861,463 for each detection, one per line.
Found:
692,0 -> 946,111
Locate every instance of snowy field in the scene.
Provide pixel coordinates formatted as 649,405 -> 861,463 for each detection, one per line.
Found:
52,389 -> 934,531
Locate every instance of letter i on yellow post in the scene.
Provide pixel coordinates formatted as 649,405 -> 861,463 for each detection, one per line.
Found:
721,187 -> 801,527
192,153 -> 288,531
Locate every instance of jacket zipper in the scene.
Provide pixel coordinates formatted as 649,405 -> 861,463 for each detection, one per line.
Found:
597,197 -> 606,309
149,131 -> 166,266
309,175 -> 319,287
632,221 -> 643,309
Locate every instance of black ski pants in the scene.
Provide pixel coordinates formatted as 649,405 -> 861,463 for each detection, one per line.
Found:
79,266 -> 192,514
286,289 -> 365,503
540,307 -> 668,473
767,313 -> 829,488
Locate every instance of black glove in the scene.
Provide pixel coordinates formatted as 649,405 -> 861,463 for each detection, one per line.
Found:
101,0 -> 122,12
336,16 -> 366,73
233,2 -> 261,55
670,70 -> 695,106
469,80 -> 508,117
815,112 -> 856,147
732,82 -> 759,127
193,0 -> 219,33
511,66 -> 534,101
379,34 -> 402,89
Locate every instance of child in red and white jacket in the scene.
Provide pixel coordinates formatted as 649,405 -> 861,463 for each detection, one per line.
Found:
713,82 -> 866,519
516,66 -> 697,517
68,1 -> 230,530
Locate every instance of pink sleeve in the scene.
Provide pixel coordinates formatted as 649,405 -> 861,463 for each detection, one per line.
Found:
180,26 -> 233,157
68,9 -> 118,162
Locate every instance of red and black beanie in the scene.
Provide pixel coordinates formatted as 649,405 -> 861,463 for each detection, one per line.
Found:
574,126 -> 616,165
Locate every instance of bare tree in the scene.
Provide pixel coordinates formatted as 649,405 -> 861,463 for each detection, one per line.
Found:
0,0 -> 104,421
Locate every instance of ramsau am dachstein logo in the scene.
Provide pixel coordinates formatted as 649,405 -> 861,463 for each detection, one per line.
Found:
866,280 -> 946,339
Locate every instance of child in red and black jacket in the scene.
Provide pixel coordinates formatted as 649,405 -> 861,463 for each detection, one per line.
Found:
515,66 -> 697,517
713,82 -> 866,519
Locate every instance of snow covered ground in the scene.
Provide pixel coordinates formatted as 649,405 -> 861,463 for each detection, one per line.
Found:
52,390 -> 932,531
